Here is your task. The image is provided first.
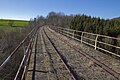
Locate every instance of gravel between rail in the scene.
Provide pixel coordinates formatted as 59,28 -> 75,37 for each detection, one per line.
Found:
45,26 -> 120,80
26,28 -> 47,80
26,26 -> 120,80
42,27 -> 77,80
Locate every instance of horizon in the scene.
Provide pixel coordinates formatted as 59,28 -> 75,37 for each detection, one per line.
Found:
0,18 -> 29,21
0,0 -> 120,20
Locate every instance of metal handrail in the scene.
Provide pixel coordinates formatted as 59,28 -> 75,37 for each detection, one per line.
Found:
0,26 -> 39,80
14,39 -> 32,80
13,27 -> 39,80
21,36 -> 35,80
57,26 -> 120,40
0,28 -> 34,68
50,26 -> 120,58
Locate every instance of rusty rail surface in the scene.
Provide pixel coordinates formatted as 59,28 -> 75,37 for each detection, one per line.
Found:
43,27 -> 77,80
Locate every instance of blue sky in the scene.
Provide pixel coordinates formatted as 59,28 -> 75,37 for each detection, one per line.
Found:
0,0 -> 120,20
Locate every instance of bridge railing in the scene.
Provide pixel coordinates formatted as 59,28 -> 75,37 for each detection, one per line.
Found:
0,26 -> 39,80
50,26 -> 120,58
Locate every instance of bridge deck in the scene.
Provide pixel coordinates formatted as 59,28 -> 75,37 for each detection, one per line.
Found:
26,26 -> 120,80
26,29 -> 47,80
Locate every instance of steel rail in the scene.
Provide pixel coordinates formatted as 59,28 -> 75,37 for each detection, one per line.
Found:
43,27 -> 77,80
14,28 -> 39,80
48,27 -> 120,79
41,29 -> 58,80
32,31 -> 39,80
14,38 -> 33,80
21,37 -> 35,80
21,27 -> 39,80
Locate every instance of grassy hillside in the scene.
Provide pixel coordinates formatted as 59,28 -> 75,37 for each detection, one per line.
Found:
0,19 -> 29,27
0,19 -> 29,32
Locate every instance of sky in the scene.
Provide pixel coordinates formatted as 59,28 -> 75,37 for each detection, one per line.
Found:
0,0 -> 120,20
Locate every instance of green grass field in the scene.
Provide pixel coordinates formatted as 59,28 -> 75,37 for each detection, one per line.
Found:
0,19 -> 29,32
0,19 -> 29,27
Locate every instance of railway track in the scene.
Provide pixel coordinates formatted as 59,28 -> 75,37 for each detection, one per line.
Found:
22,26 -> 120,80
0,25 -> 119,80
26,28 -> 48,80
46,26 -> 120,80
41,27 -> 78,80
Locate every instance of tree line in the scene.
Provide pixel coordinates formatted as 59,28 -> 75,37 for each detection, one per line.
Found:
70,15 -> 120,38
34,12 -> 120,54
70,15 -> 120,54
41,12 -> 120,38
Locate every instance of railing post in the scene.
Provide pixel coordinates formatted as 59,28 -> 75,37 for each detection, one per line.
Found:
62,28 -> 65,36
81,32 -> 84,43
23,45 -> 27,55
58,28 -> 59,33
95,35 -> 98,50
59,28 -> 61,33
67,29 -> 69,37
73,31 -> 75,39
61,29 -> 63,35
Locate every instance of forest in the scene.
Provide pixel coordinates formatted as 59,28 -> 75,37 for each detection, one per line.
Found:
44,12 -> 120,38
70,15 -> 120,38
